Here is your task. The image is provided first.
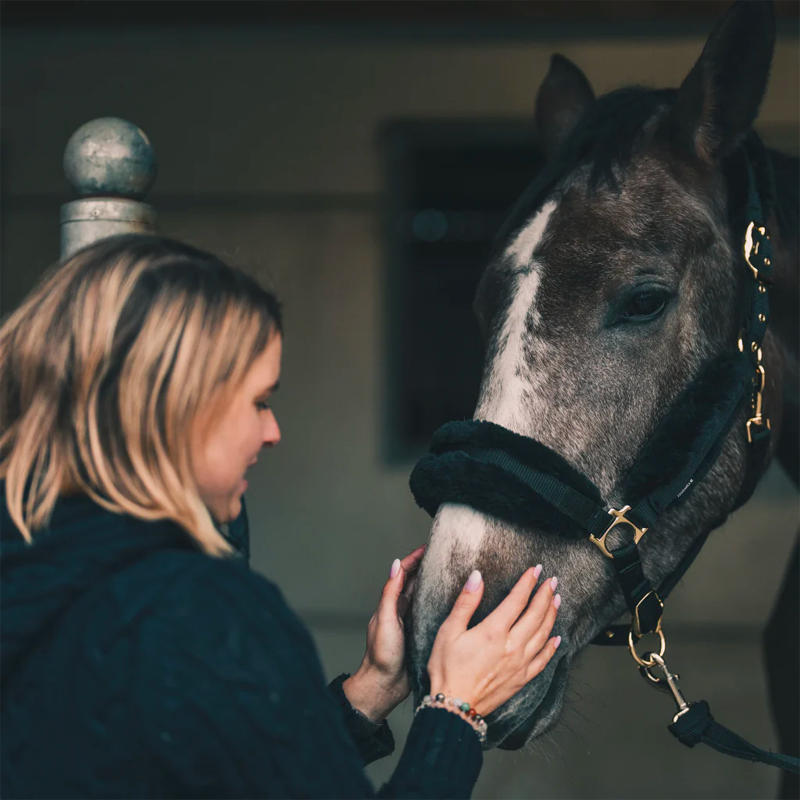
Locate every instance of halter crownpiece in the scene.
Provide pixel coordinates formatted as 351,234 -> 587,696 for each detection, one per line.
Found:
410,135 -> 798,774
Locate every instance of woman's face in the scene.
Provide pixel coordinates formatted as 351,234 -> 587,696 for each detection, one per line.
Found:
192,333 -> 282,525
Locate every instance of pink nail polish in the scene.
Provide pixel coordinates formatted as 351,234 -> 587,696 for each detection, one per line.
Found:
554,593 -> 561,609
465,570 -> 482,592
550,577 -> 558,591
390,558 -> 400,578
533,564 -> 543,579
554,635 -> 562,649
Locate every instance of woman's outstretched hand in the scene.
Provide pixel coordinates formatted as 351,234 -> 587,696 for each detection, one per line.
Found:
343,544 -> 426,721
427,566 -> 560,717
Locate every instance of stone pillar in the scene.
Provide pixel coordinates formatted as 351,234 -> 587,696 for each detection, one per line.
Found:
60,117 -> 157,259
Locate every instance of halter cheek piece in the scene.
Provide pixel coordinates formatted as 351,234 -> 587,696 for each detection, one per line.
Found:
410,136 -> 798,774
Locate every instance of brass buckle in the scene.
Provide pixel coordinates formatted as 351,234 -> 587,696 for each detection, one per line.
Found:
632,590 -> 663,638
590,505 -> 648,559
743,221 -> 768,281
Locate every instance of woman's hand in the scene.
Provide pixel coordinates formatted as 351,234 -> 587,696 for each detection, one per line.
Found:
342,545 -> 426,721
427,567 -> 560,717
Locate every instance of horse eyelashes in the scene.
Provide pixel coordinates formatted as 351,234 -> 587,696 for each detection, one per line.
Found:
622,293 -> 667,321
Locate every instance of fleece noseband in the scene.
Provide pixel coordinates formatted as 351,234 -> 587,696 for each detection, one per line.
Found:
410,136 -> 798,774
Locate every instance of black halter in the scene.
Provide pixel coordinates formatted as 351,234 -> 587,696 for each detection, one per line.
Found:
410,136 -> 799,774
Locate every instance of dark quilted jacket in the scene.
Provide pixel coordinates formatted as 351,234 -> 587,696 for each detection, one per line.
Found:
0,488 -> 482,799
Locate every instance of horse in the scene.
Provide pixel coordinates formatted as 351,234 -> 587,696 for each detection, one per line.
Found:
407,0 -> 798,783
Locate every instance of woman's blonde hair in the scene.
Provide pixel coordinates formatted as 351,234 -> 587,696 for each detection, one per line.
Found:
0,235 -> 282,555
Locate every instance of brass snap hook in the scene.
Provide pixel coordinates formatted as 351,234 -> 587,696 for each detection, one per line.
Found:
639,652 -> 691,722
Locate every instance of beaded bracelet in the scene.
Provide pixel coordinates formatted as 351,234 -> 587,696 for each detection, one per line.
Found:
415,693 -> 488,742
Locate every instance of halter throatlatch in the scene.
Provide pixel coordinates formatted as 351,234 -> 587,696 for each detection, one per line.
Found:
410,137 -> 798,774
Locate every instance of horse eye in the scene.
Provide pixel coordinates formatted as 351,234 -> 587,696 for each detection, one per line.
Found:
622,292 -> 667,321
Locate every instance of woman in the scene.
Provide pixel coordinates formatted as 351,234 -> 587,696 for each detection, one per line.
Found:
0,235 -> 561,799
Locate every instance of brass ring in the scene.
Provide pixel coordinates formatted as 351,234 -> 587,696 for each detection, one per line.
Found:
639,653 -> 669,687
628,629 -> 666,667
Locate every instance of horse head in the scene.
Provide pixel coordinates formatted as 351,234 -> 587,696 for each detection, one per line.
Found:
408,0 -> 796,750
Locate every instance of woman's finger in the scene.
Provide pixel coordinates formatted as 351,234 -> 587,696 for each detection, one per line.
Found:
383,546 -> 426,623
509,577 -> 558,645
377,558 -> 406,625
477,566 -> 541,633
441,570 -> 484,633
399,544 -> 426,575
399,572 -> 420,620
521,595 -> 558,657
526,635 -> 562,682
397,593 -> 410,620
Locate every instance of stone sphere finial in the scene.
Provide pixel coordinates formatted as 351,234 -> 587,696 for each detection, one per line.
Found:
60,118 -> 158,258
63,117 -> 157,200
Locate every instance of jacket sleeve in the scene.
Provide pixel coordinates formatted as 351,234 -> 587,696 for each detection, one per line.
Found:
136,558 -> 483,800
328,673 -> 395,765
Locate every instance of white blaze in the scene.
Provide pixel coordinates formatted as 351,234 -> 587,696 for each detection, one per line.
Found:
476,200 -> 556,433
424,200 -> 557,572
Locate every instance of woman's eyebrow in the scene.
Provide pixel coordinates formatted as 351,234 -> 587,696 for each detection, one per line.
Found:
260,380 -> 280,395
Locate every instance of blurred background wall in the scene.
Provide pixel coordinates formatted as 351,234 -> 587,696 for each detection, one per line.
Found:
1,2 -> 798,797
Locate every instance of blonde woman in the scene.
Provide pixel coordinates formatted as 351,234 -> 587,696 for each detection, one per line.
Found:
0,235 -> 561,799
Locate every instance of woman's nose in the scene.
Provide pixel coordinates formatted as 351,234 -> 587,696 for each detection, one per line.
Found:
262,410 -> 281,447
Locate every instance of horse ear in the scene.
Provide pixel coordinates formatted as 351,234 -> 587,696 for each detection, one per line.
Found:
668,0 -> 775,163
535,54 -> 595,159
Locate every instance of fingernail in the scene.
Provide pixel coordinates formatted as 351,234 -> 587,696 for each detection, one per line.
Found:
533,564 -> 542,579
465,570 -> 482,592
554,593 -> 561,609
550,577 -> 558,591
554,635 -> 562,650
390,558 -> 401,579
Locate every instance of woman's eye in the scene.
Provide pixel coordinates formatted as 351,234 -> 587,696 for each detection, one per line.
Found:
256,401 -> 271,411
622,293 -> 667,322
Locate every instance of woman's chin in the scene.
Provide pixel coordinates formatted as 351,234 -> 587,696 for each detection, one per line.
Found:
205,483 -> 248,526
227,495 -> 244,523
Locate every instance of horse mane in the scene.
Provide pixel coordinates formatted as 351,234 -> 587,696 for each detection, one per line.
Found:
494,86 -> 676,252
495,84 -> 800,264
